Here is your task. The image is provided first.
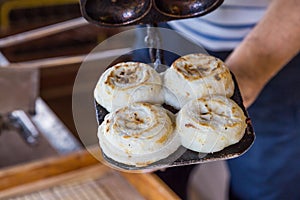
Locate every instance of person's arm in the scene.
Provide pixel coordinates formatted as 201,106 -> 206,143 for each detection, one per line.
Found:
225,0 -> 300,108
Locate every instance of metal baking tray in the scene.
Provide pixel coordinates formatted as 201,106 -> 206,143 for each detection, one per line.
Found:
94,56 -> 255,172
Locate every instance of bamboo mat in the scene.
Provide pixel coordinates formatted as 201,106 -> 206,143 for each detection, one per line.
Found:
1,165 -> 144,200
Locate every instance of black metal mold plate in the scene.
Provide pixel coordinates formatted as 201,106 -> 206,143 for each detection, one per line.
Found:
94,70 -> 255,172
80,0 -> 224,27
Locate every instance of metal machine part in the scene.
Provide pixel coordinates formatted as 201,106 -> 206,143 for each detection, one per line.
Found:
0,52 -> 9,66
32,98 -> 81,154
145,24 -> 166,72
79,0 -> 224,73
0,18 -> 87,49
0,17 -> 131,152
0,18 -> 88,150
0,96 -> 81,151
8,110 -> 39,145
0,110 -> 40,146
0,87 -> 81,151
0,52 -> 40,146
0,67 -> 39,115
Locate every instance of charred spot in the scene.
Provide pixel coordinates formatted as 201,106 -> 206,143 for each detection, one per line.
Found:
141,103 -> 152,109
131,112 -> 144,124
174,66 -> 183,73
197,67 -> 209,73
123,135 -> 131,139
156,134 -> 168,144
212,67 -> 218,72
135,118 -> 144,123
116,75 -> 129,84
214,74 -> 221,81
185,123 -> 196,129
232,106 -> 237,113
183,64 -> 193,72
177,57 -> 187,63
105,72 -> 116,88
162,103 -> 179,114
113,123 -> 119,129
231,122 -> 239,127
115,65 -> 121,69
147,135 -> 154,139
198,122 -> 210,127
185,65 -> 199,75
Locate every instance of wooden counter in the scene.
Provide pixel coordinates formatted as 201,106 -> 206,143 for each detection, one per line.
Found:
0,146 -> 180,200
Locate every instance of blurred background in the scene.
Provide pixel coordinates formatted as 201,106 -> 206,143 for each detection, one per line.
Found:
0,1 -> 232,199
0,0 -> 129,168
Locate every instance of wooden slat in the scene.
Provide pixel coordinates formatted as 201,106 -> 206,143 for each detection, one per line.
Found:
0,146 -> 180,200
0,148 -> 99,191
122,172 -> 180,200
0,165 -> 111,199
